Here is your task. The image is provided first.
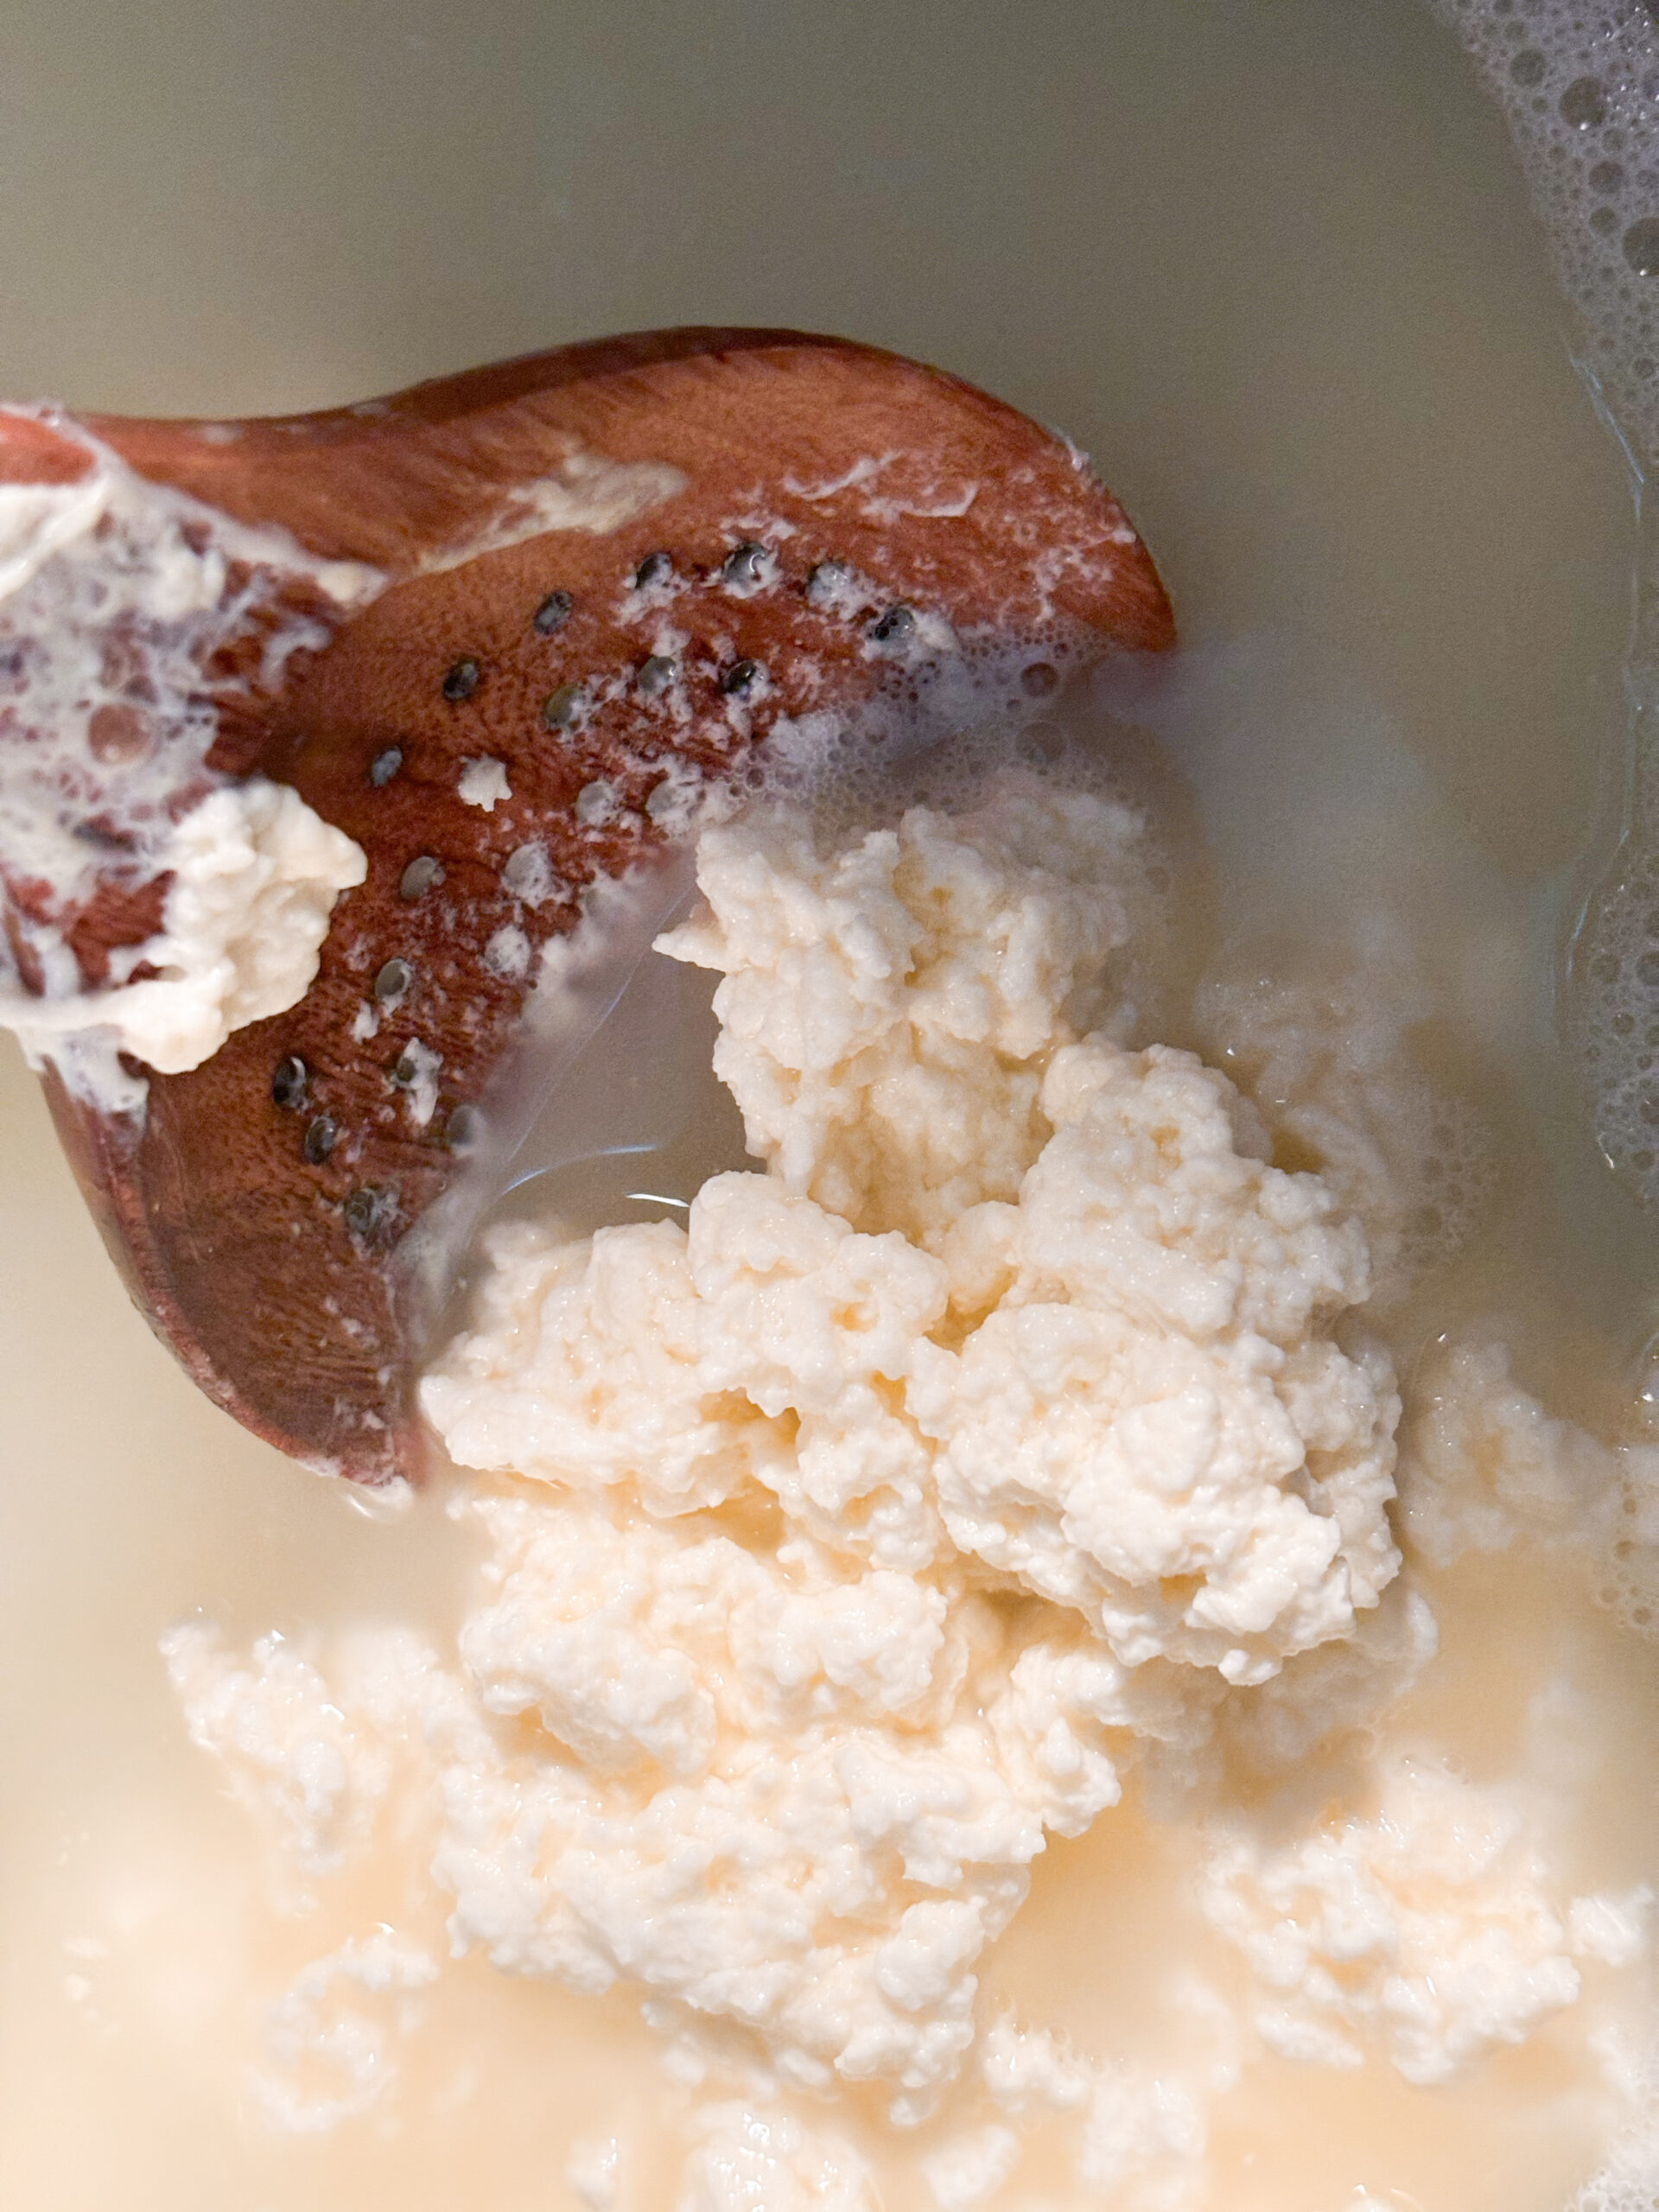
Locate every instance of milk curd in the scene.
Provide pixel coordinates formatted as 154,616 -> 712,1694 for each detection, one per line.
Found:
146,720 -> 1659,2206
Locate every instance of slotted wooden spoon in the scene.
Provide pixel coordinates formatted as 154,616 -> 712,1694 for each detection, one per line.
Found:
0,328 -> 1173,1483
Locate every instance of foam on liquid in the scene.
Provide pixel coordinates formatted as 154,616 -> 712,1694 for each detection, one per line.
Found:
1435,1 -> 1659,1231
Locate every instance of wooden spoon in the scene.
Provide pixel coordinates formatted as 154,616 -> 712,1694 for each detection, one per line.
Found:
0,327 -> 1173,1484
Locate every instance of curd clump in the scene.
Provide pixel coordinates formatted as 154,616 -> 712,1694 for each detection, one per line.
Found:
3,776 -> 365,1084
408,778 -> 1401,2101
0,416 -> 380,1111
162,771 -> 1659,2201
1199,1758 -> 1607,2085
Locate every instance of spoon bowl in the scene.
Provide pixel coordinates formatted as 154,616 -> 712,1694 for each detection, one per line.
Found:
0,328 -> 1173,1481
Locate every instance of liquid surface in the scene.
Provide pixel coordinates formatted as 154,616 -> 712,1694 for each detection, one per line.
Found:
1,3 -> 1654,2208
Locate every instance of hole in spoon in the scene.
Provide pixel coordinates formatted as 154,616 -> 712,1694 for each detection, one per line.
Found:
303,1115 -> 339,1165
271,1055 -> 308,1110
399,855 -> 446,900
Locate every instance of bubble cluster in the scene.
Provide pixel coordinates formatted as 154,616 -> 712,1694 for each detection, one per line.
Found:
1594,1435 -> 1659,1637
1563,827 -> 1659,1192
1564,2027 -> 1659,2212
1433,4 -> 1659,1202
745,629 -> 1181,1027
1433,0 -> 1659,474
757,625 -> 1122,824
0,413 -> 378,958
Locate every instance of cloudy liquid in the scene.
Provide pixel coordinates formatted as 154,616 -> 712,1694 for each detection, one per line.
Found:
3,3 -> 1656,2208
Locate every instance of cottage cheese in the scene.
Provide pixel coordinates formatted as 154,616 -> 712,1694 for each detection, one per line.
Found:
668,2103 -> 879,2212
1200,1758 -> 1592,2085
1197,953 -> 1496,1306
416,792 -> 1400,2111
0,415 -> 378,1110
166,785 -> 1396,2112
2,775 -> 365,1089
162,775 -> 1659,2202
1396,1340 -> 1646,1572
250,1929 -> 441,2134
652,786 -> 1147,1243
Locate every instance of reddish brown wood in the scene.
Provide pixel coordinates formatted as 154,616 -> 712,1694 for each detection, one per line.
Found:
4,329 -> 1174,1481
